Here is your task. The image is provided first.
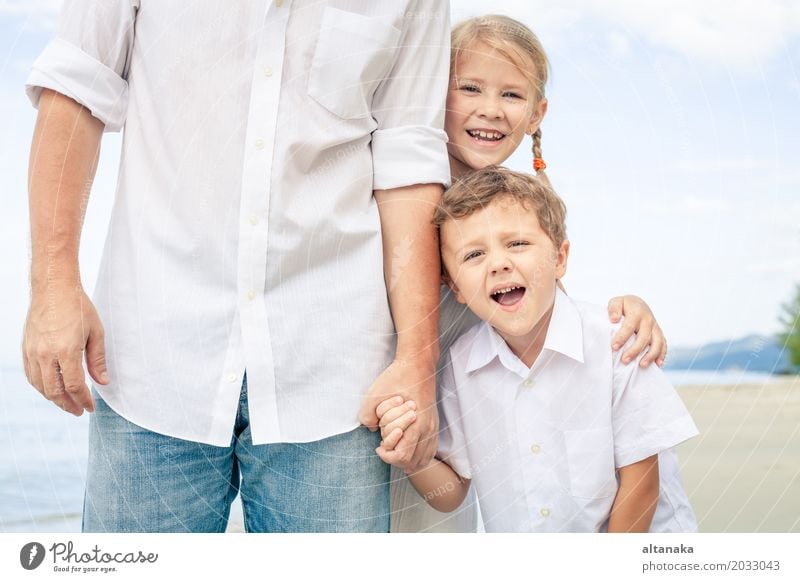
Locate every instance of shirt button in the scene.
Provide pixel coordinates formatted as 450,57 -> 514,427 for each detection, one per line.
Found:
540,508 -> 551,518
246,290 -> 256,301
275,0 -> 284,7
227,373 -> 237,383
248,214 -> 258,225
530,444 -> 541,455
263,66 -> 273,77
255,139 -> 265,150
523,378 -> 535,388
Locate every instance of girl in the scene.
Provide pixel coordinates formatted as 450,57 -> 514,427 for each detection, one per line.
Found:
388,14 -> 669,533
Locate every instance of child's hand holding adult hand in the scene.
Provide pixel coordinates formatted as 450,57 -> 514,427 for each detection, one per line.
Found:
375,396 -> 417,455
358,358 -> 438,472
377,396 -> 417,442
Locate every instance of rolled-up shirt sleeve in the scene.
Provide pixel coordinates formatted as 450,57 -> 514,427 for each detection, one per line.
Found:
371,0 -> 451,190
25,0 -> 138,132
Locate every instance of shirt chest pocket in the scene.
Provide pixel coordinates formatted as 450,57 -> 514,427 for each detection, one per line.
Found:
564,427 -> 618,500
308,7 -> 401,119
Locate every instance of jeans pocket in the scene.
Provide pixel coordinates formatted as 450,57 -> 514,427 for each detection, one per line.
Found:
564,427 -> 618,500
308,7 -> 401,119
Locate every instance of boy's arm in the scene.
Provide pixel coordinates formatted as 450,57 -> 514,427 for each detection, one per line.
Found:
375,396 -> 469,513
376,430 -> 469,513
607,455 -> 660,533
407,459 -> 470,513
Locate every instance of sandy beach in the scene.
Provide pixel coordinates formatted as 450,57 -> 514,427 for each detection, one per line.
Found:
676,377 -> 800,532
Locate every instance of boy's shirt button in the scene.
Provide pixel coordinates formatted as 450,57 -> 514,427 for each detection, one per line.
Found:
530,444 -> 541,455
540,508 -> 551,518
523,378 -> 535,388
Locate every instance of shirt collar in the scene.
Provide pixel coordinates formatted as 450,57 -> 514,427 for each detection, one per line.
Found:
464,287 -> 585,376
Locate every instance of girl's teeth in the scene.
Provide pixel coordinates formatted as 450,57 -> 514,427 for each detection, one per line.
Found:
470,130 -> 503,140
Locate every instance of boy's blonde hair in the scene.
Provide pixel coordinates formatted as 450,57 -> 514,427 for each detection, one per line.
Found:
451,15 -> 552,185
434,166 -> 567,250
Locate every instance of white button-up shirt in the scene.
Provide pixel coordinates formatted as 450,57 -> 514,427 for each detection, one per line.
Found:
438,288 -> 699,532
26,0 -> 451,446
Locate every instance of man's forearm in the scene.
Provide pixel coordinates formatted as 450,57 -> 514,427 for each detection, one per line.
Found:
374,183 -> 444,365
29,89 -> 103,291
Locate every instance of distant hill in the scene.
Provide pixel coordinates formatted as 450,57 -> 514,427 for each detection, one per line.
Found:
664,334 -> 795,373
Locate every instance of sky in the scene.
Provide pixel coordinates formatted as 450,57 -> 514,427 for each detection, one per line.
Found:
1,0 -> 799,368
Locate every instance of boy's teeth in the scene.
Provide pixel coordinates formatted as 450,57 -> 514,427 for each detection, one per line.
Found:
492,286 -> 526,306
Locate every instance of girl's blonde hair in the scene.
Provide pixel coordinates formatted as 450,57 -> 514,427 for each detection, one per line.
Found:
451,15 -> 551,186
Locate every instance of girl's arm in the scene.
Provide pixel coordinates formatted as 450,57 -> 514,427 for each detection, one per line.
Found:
607,455 -> 660,533
608,296 -> 667,368
407,458 -> 471,513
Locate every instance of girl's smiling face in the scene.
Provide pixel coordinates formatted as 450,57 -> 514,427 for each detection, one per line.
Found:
445,41 -> 548,178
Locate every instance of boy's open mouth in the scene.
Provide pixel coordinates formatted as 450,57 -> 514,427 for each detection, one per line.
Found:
490,285 -> 526,307
467,129 -> 505,142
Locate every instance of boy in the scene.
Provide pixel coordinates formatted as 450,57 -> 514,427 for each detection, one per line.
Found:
377,166 -> 698,532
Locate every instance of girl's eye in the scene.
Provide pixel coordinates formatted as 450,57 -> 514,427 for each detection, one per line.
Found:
503,91 -> 523,99
460,84 -> 480,93
464,250 -> 483,261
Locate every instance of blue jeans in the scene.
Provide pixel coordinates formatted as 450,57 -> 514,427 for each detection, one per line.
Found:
82,378 -> 389,532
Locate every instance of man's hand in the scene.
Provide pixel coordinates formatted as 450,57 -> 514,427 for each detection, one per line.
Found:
608,295 -> 667,368
358,358 -> 438,472
23,282 -> 107,415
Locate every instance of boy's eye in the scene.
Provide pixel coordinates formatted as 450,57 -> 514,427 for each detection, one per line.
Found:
509,240 -> 529,248
502,91 -> 523,99
464,250 -> 483,261
460,84 -> 480,93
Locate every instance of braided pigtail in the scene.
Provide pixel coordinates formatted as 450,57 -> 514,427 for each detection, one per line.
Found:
531,128 -> 552,188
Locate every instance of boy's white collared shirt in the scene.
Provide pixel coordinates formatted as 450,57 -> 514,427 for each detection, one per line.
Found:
25,0 -> 450,446
438,288 -> 699,532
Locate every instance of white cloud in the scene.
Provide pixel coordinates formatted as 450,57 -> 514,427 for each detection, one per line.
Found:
452,0 -> 800,69
748,257 -> 800,275
0,0 -> 60,29
643,195 -> 731,216
0,0 -> 59,16
606,31 -> 630,59
597,0 -> 800,69
675,158 -> 772,173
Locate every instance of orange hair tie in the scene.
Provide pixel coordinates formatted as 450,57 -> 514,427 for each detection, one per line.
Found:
533,158 -> 547,171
